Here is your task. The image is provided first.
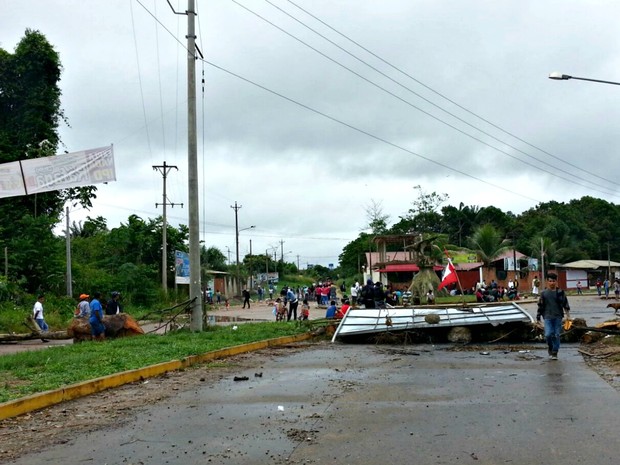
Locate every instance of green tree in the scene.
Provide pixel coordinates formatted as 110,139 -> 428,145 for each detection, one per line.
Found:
397,185 -> 448,234
440,202 -> 479,246
475,206 -> 515,235
203,246 -> 227,272
467,224 -> 511,268
0,30 -> 96,291
338,233 -> 372,278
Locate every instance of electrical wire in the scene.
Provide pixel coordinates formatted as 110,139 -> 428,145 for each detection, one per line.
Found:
233,0 -> 618,198
203,58 -> 541,203
130,1 -> 542,203
129,0 -> 153,160
153,0 -> 167,160
286,0 -> 618,190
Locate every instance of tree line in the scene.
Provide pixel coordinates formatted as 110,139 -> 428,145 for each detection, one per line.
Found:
338,187 -> 620,278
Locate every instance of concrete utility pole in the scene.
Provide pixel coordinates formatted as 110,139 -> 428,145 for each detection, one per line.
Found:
154,161 -> 182,294
167,0 -> 202,330
231,201 -> 242,295
249,239 -> 253,289
65,207 -> 72,297
540,237 -> 545,282
186,0 -> 202,330
280,239 -> 285,262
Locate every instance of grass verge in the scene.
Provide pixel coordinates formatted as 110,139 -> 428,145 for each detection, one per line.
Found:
0,322 -> 308,403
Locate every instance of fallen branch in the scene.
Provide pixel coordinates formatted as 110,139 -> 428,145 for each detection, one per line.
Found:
578,348 -> 620,359
0,330 -> 70,342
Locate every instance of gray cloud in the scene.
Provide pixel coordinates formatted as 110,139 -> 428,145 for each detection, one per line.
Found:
3,0 -> 620,266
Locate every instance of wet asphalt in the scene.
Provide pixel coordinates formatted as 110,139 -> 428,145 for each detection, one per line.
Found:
8,294 -> 620,465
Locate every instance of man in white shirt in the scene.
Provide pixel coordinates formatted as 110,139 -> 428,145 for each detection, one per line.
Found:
350,283 -> 359,305
33,294 -> 49,342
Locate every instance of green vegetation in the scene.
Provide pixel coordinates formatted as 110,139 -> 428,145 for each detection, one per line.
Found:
0,322 -> 308,403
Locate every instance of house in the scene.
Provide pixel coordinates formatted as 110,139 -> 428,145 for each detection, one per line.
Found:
363,238 -> 538,293
554,260 -> 620,289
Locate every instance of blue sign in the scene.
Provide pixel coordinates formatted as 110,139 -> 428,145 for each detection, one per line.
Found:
175,250 -> 190,284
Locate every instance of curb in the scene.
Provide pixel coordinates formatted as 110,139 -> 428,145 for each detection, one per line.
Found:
0,332 -> 314,421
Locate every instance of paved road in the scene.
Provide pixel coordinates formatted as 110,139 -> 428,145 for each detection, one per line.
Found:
7,293 -> 620,465
8,339 -> 620,465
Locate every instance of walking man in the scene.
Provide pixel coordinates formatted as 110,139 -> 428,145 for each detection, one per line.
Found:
33,294 -> 49,342
536,272 -> 570,360
242,288 -> 251,309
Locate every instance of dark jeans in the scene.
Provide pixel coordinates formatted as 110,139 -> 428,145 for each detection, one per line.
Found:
288,300 -> 298,321
243,298 -> 250,308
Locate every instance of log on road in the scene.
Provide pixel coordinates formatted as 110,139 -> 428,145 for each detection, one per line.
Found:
0,330 -> 70,342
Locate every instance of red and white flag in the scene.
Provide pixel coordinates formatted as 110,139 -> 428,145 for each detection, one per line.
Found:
438,259 -> 458,290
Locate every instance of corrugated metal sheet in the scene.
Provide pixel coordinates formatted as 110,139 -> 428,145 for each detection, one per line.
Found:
331,302 -> 533,341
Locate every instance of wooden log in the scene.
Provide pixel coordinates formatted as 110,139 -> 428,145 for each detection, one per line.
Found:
0,331 -> 70,342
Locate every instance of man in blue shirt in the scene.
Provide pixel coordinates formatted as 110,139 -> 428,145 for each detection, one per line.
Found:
325,300 -> 337,319
89,292 -> 105,341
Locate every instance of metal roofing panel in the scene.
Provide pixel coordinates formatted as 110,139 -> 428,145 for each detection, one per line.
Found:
331,302 -> 533,341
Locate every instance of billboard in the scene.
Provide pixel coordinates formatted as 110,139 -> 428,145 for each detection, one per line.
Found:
0,145 -> 116,199
175,251 -> 190,285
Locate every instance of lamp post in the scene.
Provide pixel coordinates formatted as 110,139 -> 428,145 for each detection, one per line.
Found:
235,225 -> 255,294
548,72 -> 620,86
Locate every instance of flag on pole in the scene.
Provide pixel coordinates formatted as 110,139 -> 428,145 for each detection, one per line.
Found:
438,259 -> 458,291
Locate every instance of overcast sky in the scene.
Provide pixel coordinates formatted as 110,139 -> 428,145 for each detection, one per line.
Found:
2,1 -> 620,268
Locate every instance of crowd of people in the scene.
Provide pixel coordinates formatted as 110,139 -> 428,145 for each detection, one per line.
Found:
473,279 -> 520,303
266,279 -> 415,322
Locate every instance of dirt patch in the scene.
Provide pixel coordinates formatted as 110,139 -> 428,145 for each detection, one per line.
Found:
580,339 -> 620,391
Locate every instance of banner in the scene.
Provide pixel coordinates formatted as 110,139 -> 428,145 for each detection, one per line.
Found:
0,145 -> 116,199
0,161 -> 26,197
175,251 -> 190,285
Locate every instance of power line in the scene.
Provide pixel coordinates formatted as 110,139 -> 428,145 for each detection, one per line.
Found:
232,0 -> 618,198
135,0 -> 617,201
203,59 -> 540,204
285,0 -> 619,191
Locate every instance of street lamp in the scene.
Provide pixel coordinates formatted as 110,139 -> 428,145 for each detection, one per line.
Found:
548,72 -> 620,86
236,225 -> 255,293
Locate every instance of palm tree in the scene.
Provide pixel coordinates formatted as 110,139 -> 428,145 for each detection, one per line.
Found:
468,224 -> 511,280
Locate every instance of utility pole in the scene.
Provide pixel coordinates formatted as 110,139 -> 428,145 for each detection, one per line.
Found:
153,161 -> 182,294
231,201 -> 242,294
167,0 -> 202,330
65,206 -> 72,297
280,239 -> 285,262
608,242 -> 612,280
540,237 -> 545,283
249,239 -> 253,289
